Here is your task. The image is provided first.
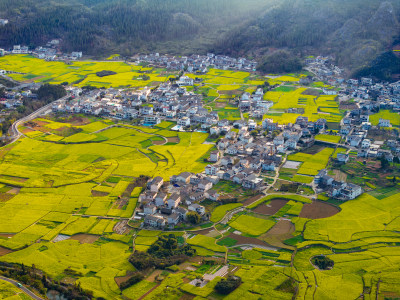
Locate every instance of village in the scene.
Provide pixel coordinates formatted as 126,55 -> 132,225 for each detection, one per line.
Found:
0,53 -> 399,230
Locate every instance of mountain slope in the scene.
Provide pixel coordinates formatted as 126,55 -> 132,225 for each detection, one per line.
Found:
213,0 -> 400,73
0,0 -> 275,56
0,0 -> 399,75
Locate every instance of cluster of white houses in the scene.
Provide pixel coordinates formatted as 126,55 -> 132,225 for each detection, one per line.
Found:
315,169 -> 362,200
51,77 -> 278,129
0,39 -> 82,61
306,56 -> 400,111
134,53 -> 257,72
140,175 -> 209,229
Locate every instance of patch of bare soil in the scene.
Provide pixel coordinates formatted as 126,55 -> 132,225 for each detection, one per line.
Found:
66,115 -> 91,126
0,234 -> 14,238
181,278 -> 192,284
253,199 -> 288,215
267,219 -> 295,235
146,270 -> 163,282
299,201 -> 340,219
189,227 -> 214,235
261,220 -> 296,250
7,187 -> 21,195
114,220 -> 129,234
70,234 -> 99,244
179,294 -> 196,300
115,271 -> 135,287
152,139 -> 166,145
339,103 -> 358,110
0,175 -> 28,183
21,128 -> 34,134
242,194 -> 264,206
91,190 -> 109,197
167,137 -> 180,143
303,89 -> 321,96
0,193 -> 15,202
55,126 -> 70,133
206,230 -> 220,238
227,233 -> 272,248
302,144 -> 326,154
0,246 -> 13,256
332,169 -> 347,182
31,120 -> 50,126
60,277 -> 77,285
23,76 -> 45,84
215,102 -> 226,108
219,90 -> 240,95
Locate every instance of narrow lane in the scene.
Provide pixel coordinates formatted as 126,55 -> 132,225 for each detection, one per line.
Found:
0,276 -> 45,300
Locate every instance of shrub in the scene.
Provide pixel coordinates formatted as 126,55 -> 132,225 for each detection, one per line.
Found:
120,273 -> 144,290
96,70 -> 117,77
215,276 -> 242,295
311,255 -> 334,270
166,265 -> 180,272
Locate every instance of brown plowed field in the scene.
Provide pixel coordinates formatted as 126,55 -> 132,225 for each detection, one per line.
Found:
253,199 -> 288,215
299,201 -> 340,219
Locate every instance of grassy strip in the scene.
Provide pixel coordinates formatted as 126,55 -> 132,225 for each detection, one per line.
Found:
210,203 -> 243,223
248,194 -> 311,209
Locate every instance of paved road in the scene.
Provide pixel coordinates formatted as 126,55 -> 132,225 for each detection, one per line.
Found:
8,96 -> 68,144
0,276 -> 45,300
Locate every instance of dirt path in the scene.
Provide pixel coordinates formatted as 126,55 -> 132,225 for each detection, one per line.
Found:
213,224 -> 228,264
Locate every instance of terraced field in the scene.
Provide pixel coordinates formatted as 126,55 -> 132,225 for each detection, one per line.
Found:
0,57 -> 399,298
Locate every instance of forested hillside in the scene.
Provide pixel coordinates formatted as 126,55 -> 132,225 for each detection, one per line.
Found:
0,0 -> 399,74
0,0 -> 275,56
213,0 -> 400,75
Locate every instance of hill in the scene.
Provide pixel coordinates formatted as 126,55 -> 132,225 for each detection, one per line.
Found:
0,0 -> 399,74
214,0 -> 400,74
0,0 -> 274,57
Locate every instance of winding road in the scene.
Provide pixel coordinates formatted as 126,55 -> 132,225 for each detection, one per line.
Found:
8,95 -> 68,144
0,276 -> 44,300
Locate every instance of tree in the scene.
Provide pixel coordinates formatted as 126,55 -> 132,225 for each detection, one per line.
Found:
257,50 -> 302,74
215,276 -> 242,295
393,156 -> 399,164
36,84 -> 66,103
311,255 -> 334,270
250,130 -> 258,137
187,211 -> 201,224
142,74 -> 150,81
379,157 -> 389,170
130,234 -> 196,270
17,105 -> 26,114
119,273 -> 144,290
271,130 -> 280,138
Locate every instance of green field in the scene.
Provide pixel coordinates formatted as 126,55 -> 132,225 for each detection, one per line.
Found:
0,279 -> 34,299
0,57 -> 399,298
288,148 -> 334,176
369,110 -> 400,126
315,134 -> 341,143
229,214 -> 276,236
0,119 -> 215,297
210,203 -> 242,223
187,235 -> 226,252
263,89 -> 342,124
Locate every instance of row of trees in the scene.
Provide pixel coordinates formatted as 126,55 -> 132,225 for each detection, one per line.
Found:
0,262 -> 93,299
